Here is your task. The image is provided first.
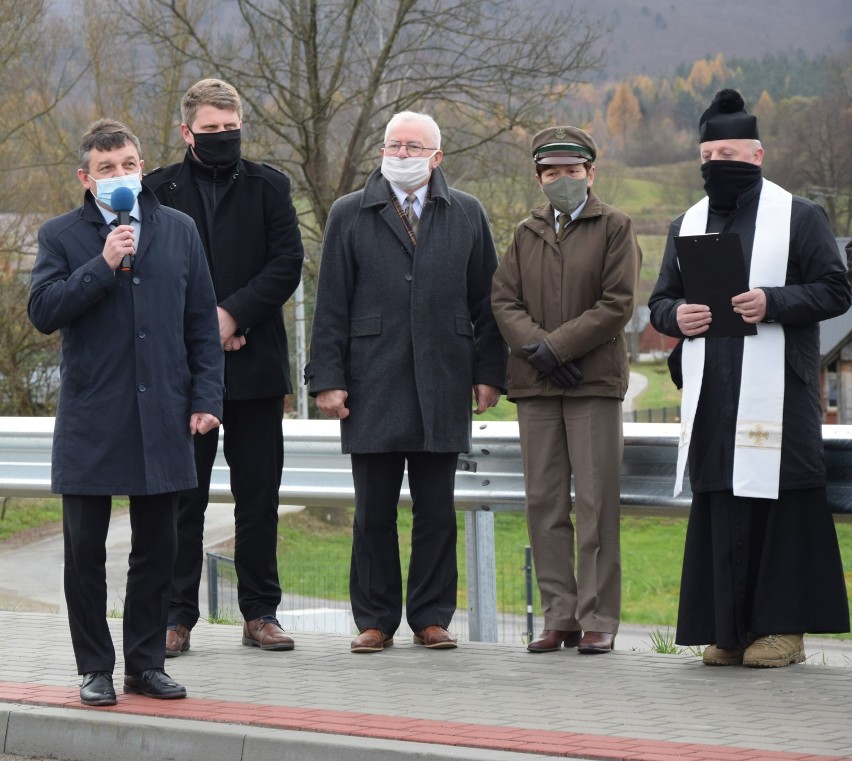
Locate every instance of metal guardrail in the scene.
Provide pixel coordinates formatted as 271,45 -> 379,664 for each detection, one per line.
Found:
2,417 -> 850,641
4,417 -> 852,513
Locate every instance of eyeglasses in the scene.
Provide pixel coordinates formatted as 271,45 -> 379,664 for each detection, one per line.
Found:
383,141 -> 437,157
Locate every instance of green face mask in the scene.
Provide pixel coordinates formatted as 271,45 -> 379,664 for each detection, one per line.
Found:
541,175 -> 588,215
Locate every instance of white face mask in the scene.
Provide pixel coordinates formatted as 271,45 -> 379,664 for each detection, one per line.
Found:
381,154 -> 434,192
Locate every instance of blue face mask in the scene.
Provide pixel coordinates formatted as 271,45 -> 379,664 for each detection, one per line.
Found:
88,173 -> 142,210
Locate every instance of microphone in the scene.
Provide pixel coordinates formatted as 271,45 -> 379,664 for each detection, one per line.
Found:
111,186 -> 136,272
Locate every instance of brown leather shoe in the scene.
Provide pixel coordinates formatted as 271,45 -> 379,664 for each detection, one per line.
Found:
413,625 -> 458,649
527,629 -> 582,652
165,624 -> 191,658
578,631 -> 615,653
351,628 -> 394,653
241,616 -> 295,651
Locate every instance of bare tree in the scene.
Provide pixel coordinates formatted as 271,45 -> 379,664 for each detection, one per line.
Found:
0,0 -> 89,415
767,51 -> 852,236
0,217 -> 61,415
117,0 -> 607,265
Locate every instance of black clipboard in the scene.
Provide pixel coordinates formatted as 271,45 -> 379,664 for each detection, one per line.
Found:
674,232 -> 757,338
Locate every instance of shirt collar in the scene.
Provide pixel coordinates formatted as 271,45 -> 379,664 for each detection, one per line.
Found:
389,182 -> 428,213
552,196 -> 588,231
96,199 -> 141,225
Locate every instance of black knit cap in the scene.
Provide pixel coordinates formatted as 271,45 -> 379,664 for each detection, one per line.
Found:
698,89 -> 759,142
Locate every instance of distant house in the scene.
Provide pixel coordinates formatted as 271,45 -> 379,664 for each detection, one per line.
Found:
639,322 -> 680,356
820,238 -> 852,423
626,305 -> 680,360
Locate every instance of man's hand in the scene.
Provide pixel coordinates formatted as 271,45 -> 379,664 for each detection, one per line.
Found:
732,288 -> 767,324
521,342 -> 560,375
218,306 -> 247,352
676,303 -> 712,336
473,384 -> 501,414
190,413 -> 221,436
102,224 -> 135,271
317,389 -> 349,419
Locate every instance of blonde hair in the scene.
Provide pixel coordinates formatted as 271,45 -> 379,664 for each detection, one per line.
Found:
181,79 -> 243,129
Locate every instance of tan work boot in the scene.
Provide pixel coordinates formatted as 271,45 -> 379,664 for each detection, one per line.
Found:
743,634 -> 805,668
702,643 -> 746,666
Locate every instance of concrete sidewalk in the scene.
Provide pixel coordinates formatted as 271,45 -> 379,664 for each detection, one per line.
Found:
1,610 -> 851,761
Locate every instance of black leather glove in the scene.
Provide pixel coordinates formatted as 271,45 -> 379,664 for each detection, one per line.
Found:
522,342 -> 583,389
522,342 -> 560,375
550,360 -> 583,389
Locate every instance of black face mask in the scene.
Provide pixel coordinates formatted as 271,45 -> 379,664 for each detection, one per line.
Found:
190,128 -> 241,167
701,160 -> 762,211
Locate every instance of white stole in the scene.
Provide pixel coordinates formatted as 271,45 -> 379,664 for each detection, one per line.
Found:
675,179 -> 792,500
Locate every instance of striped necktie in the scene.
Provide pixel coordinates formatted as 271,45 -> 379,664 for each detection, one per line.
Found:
556,212 -> 570,242
405,193 -> 420,237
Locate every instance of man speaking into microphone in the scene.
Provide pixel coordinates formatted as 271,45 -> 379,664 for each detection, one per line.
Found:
28,118 -> 223,706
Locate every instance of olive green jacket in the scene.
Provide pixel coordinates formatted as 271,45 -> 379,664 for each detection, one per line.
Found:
491,191 -> 641,400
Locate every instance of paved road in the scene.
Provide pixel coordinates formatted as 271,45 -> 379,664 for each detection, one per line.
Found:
0,503 -> 239,614
623,370 -> 649,413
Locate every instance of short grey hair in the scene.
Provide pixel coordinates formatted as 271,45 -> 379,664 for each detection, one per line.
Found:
384,111 -> 441,150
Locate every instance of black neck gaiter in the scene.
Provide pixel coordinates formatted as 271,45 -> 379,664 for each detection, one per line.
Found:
190,128 -> 242,168
701,160 -> 762,211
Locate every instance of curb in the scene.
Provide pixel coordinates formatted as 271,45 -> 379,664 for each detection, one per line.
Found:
0,704 -> 558,761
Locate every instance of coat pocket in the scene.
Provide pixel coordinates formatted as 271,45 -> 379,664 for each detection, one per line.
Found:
348,315 -> 382,380
350,315 -> 382,337
454,315 -> 474,337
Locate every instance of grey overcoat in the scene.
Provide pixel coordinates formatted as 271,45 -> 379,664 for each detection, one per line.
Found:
306,167 -> 507,454
29,189 -> 224,496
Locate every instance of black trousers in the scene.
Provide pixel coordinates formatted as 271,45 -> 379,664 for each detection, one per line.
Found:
63,492 -> 178,675
349,452 -> 459,635
676,488 -> 850,648
169,396 -> 284,629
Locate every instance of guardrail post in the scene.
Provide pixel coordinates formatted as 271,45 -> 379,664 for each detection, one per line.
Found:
464,509 -> 498,642
207,553 -> 219,620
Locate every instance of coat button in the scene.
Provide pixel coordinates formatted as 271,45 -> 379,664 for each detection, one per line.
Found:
83,274 -> 92,283
138,383 -> 147,392
132,276 -> 141,285
404,273 -> 413,281
137,330 -> 146,339
169,182 -> 177,190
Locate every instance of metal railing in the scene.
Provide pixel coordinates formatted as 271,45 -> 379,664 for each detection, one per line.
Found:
2,417 -> 851,641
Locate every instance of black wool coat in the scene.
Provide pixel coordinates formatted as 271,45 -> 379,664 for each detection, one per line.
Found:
144,152 -> 304,400
29,189 -> 224,495
306,167 -> 507,454
649,186 -> 851,491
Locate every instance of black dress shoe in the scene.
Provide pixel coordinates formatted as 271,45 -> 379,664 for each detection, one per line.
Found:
123,669 -> 187,699
80,671 -> 116,706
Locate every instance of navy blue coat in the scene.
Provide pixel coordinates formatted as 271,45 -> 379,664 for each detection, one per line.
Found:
28,189 -> 224,495
306,167 -> 507,454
